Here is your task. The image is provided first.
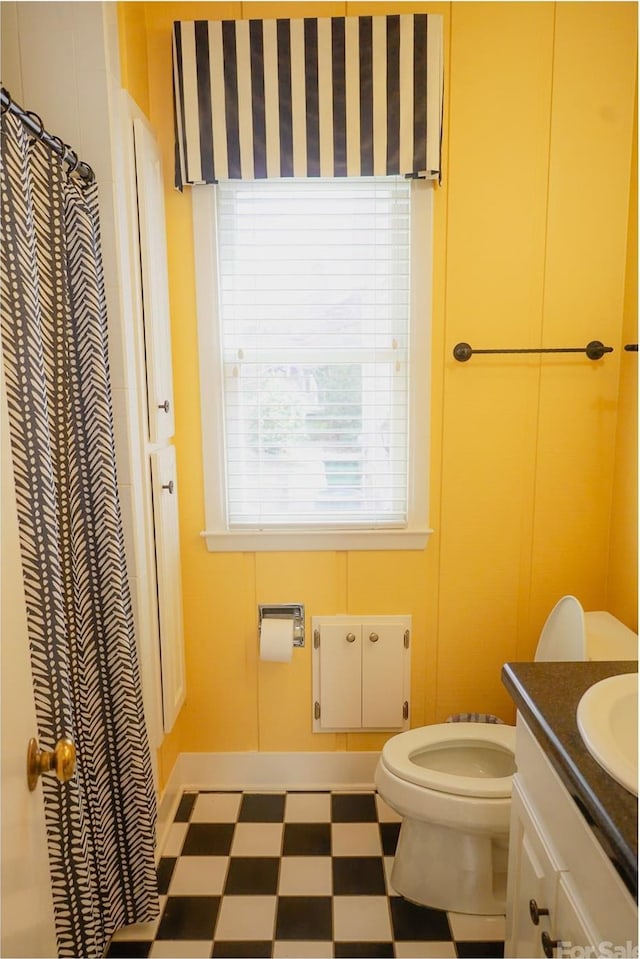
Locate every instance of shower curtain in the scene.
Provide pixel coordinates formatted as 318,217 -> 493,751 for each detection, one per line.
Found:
1,111 -> 158,956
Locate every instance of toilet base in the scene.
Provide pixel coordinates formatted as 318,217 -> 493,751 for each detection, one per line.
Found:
391,817 -> 508,915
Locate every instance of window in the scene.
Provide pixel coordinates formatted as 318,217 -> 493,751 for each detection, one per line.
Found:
193,177 -> 433,551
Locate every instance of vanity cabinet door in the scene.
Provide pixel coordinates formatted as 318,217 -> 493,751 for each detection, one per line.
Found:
506,779 -> 560,959
553,877 -> 599,958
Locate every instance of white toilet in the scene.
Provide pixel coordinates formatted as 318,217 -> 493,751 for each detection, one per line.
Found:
375,596 -> 638,916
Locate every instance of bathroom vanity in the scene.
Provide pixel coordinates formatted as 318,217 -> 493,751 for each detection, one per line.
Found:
502,661 -> 638,959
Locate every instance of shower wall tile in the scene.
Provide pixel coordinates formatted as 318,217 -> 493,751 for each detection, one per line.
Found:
15,4 -> 82,148
71,2 -> 108,75
1,3 -> 22,100
75,73 -> 113,183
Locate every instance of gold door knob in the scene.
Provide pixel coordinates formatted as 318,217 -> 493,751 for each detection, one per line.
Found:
27,737 -> 76,791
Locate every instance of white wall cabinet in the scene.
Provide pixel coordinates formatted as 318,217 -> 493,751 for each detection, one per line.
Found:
127,101 -> 186,738
133,117 -> 175,445
149,446 -> 186,733
506,717 -> 637,958
312,616 -> 410,732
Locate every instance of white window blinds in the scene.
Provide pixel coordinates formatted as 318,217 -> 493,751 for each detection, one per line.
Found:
215,176 -> 412,530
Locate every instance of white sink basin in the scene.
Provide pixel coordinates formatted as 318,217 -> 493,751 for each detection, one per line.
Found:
577,673 -> 638,796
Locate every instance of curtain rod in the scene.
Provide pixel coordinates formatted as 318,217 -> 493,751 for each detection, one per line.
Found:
1,87 -> 95,183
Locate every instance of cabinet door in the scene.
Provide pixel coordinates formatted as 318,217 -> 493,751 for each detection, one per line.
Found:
506,780 -> 559,959
150,445 -> 186,733
362,623 -> 405,729
319,623 -> 362,730
133,117 -> 175,444
554,877 -> 599,958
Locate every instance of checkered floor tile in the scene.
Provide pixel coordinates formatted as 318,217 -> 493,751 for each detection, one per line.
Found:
106,790 -> 505,958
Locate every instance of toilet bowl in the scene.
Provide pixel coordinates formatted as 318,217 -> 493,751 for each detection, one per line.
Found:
375,596 -> 638,915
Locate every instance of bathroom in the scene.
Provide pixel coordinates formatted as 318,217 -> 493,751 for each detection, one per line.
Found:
1,2 -> 637,958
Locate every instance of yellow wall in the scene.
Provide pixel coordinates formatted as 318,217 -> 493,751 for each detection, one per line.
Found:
118,2 -> 637,785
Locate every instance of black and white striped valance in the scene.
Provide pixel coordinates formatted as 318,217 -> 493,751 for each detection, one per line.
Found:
173,14 -> 443,186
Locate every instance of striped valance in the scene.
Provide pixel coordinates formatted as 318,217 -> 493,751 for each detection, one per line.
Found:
173,14 -> 443,186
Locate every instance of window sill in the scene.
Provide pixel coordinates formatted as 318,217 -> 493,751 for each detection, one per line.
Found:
199,528 -> 434,553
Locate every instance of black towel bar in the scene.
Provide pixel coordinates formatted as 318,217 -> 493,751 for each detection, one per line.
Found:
453,340 -> 613,362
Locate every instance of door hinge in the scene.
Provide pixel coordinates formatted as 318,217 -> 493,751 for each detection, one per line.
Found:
403,701 -> 409,720
404,629 -> 410,649
314,701 -> 321,720
314,629 -> 320,649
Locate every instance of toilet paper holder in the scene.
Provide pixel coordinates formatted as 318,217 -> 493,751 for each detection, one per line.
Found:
258,604 -> 305,648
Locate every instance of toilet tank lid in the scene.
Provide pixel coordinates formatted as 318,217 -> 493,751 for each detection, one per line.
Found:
585,611 -> 638,661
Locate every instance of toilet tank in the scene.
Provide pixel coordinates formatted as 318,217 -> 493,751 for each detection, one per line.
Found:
534,595 -> 638,663
584,611 -> 638,661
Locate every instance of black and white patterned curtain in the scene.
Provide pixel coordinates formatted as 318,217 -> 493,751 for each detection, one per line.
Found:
173,13 -> 443,186
0,111 -> 158,957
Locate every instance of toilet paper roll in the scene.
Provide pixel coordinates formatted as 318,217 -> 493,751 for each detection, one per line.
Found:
259,617 -> 294,662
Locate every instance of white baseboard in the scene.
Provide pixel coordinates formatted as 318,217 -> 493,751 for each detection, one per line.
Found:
156,750 -> 380,856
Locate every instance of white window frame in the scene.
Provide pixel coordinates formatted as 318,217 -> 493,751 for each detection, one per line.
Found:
193,178 -> 434,552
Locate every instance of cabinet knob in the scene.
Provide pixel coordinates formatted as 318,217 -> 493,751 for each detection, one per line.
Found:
529,899 -> 550,925
346,632 -> 356,643
158,399 -> 171,413
162,480 -> 174,494
369,632 -> 379,643
541,931 -> 561,958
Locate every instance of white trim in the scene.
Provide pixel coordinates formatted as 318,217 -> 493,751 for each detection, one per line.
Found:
156,777 -> 184,863
162,749 -> 379,799
117,91 -> 166,775
199,527 -> 432,552
192,186 -> 228,533
193,179 -> 433,553
156,750 -> 380,852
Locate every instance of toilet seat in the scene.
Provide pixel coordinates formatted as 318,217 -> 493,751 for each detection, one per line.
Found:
381,722 -> 516,799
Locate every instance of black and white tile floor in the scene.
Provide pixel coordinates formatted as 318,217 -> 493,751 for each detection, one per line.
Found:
106,791 -> 505,959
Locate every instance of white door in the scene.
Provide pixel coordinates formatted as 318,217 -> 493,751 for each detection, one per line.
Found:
150,445 -> 186,733
505,781 -> 559,959
133,116 -> 175,445
1,376 -> 57,958
318,623 -> 362,730
554,877 -> 600,957
362,623 -> 405,729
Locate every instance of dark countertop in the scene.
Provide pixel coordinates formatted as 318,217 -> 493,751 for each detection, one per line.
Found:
502,660 -> 638,901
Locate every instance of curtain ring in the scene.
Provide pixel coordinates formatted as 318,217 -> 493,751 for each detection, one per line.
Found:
49,134 -> 65,161
0,89 -> 11,115
66,149 -> 81,174
25,110 -> 45,140
81,165 -> 96,187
